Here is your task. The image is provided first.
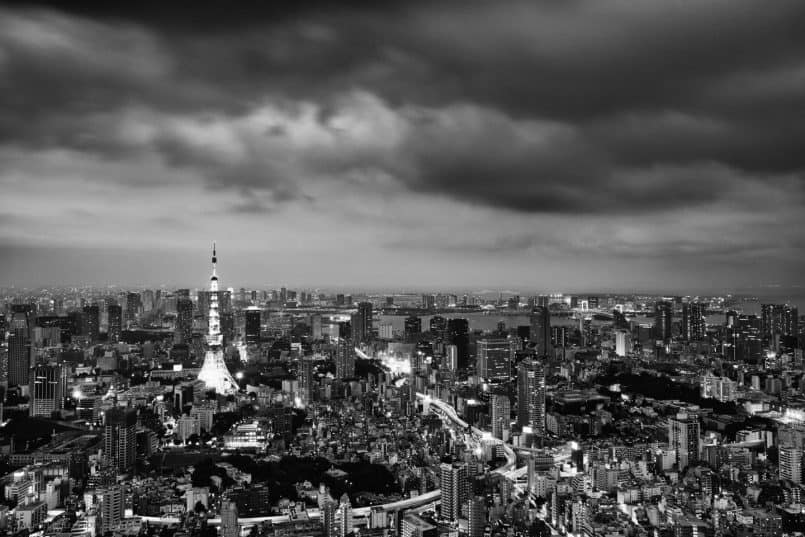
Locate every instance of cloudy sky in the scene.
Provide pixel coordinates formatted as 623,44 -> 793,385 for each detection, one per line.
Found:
1,1 -> 805,292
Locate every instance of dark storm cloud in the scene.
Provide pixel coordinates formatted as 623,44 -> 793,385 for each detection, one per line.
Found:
2,0 -> 805,216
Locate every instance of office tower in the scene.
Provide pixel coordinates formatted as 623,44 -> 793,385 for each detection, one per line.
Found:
322,499 -> 338,537
571,448 -> 584,471
311,314 -> 323,340
517,358 -> 546,437
9,310 -> 31,384
244,308 -> 261,344
476,338 -> 516,381
783,305 -> 799,338
29,364 -> 64,417
338,493 -> 353,537
490,393 -> 511,440
299,358 -> 315,405
198,245 -> 239,394
668,412 -> 701,469
176,298 -> 193,344
335,339 -> 355,379
439,463 -> 467,522
8,324 -> 31,387
530,306 -> 551,356
82,305 -> 100,342
107,305 -> 122,343
429,315 -> 447,339
404,316 -> 422,342
780,445 -> 804,483
103,407 -> 137,472
125,293 -> 142,327
351,302 -> 373,344
614,329 -> 631,357
422,294 -> 436,310
98,485 -> 124,534
682,302 -> 706,341
467,496 -> 486,537
654,301 -> 673,342
221,500 -> 239,537
447,318 -> 470,369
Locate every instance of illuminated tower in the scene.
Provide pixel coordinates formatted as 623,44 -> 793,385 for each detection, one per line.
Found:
197,244 -> 239,394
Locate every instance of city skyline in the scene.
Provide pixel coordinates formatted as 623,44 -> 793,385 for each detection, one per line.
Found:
3,1 -> 805,289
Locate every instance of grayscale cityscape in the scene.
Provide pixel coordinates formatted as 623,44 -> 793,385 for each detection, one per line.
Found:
1,2 -> 805,537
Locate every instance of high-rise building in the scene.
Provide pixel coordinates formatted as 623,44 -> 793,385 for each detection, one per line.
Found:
98,485 -> 124,534
338,493 -> 353,537
467,495 -> 486,537
125,293 -> 142,327
682,302 -> 706,341
429,315 -> 447,339
439,462 -> 467,522
447,318 -> 470,369
351,302 -> 373,344
668,412 -> 701,469
654,301 -> 673,342
530,306 -> 551,356
780,444 -> 804,483
244,308 -> 261,345
176,298 -> 193,344
8,318 -> 31,387
29,364 -> 65,417
107,305 -> 122,344
322,498 -> 338,537
299,358 -> 315,406
103,407 -> 137,472
614,329 -> 631,357
221,500 -> 239,537
404,316 -> 422,342
517,358 -> 546,438
335,339 -> 355,379
311,314 -> 323,340
476,338 -> 516,381
83,305 -> 100,342
783,305 -> 799,338
490,393 -> 511,440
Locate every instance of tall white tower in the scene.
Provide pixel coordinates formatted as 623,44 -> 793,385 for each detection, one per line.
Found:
197,243 -> 239,394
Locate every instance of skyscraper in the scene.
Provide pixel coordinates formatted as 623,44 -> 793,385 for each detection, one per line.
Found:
429,315 -> 447,339
351,302 -> 373,344
176,298 -> 193,344
103,407 -> 137,472
335,339 -> 355,379
220,500 -> 239,537
682,302 -> 706,341
83,304 -> 100,342
338,493 -> 353,537
517,358 -> 546,438
476,338 -> 516,382
198,244 -> 239,394
322,498 -> 338,537
125,292 -> 142,327
467,495 -> 486,537
298,358 -> 315,406
29,364 -> 64,417
668,412 -> 701,469
439,462 -> 467,522
447,318 -> 470,369
107,304 -> 122,344
244,308 -> 261,344
780,444 -> 804,483
490,393 -> 511,440
614,329 -> 631,357
98,485 -> 124,534
530,306 -> 551,356
404,315 -> 422,342
654,301 -> 673,342
8,312 -> 31,387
